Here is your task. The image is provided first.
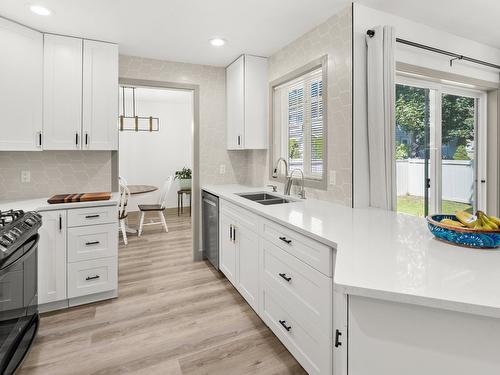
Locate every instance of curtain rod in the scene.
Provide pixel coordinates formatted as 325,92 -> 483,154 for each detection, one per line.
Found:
366,29 -> 500,70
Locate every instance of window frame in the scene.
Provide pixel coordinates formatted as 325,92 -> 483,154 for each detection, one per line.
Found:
269,56 -> 328,190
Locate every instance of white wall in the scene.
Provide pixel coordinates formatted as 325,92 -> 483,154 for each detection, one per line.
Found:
353,3 -> 500,208
119,88 -> 193,211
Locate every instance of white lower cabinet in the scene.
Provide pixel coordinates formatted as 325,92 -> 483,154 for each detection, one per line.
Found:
37,205 -> 118,311
68,257 -> 117,298
219,211 -> 238,285
218,199 -> 334,374
236,224 -> 260,311
38,210 -> 67,304
219,202 -> 260,312
262,286 -> 331,375
67,223 -> 118,262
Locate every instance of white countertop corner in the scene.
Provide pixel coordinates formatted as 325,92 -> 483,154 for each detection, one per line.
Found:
203,184 -> 500,319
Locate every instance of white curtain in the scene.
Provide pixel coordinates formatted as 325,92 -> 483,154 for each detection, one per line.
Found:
366,26 -> 396,210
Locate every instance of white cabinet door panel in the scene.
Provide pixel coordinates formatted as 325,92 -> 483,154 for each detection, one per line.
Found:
219,213 -> 237,285
82,40 -> 118,150
236,225 -> 259,311
244,55 -> 268,149
43,35 -> 83,150
0,18 -> 42,151
38,210 -> 67,304
226,55 -> 244,149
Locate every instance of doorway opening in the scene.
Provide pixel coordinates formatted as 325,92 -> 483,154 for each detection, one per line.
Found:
117,78 -> 200,260
395,76 -> 487,217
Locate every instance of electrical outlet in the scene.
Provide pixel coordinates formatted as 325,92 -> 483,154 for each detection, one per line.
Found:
21,170 -> 31,183
329,170 -> 336,185
219,164 -> 226,175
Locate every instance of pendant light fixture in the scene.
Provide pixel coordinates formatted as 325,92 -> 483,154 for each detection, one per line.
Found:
119,86 -> 160,132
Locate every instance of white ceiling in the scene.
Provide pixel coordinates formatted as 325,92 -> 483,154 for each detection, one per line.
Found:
358,0 -> 500,50
0,0 -> 350,66
2,1 -> 499,67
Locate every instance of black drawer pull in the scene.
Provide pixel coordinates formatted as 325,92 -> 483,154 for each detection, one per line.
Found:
335,329 -> 342,347
85,214 -> 100,219
279,236 -> 292,244
279,320 -> 292,331
85,241 -> 100,246
85,275 -> 100,281
279,273 -> 291,282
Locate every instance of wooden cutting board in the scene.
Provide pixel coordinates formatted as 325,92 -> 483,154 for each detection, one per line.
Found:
47,192 -> 111,204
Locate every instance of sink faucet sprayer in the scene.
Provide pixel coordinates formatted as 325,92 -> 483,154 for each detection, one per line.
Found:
272,157 -> 306,199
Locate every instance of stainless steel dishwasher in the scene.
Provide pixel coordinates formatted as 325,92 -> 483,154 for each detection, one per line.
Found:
202,190 -> 219,270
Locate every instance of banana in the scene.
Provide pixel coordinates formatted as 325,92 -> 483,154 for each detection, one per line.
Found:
478,211 -> 498,230
486,215 -> 500,227
455,211 -> 478,228
440,218 -> 465,228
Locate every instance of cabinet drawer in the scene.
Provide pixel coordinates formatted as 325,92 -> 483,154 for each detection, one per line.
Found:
68,257 -> 117,298
261,286 -> 331,375
67,206 -> 117,227
68,223 -> 117,262
261,219 -> 333,276
262,240 -> 332,336
220,199 -> 260,233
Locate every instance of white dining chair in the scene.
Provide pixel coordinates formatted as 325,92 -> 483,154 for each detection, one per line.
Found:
118,179 -> 131,245
138,176 -> 174,236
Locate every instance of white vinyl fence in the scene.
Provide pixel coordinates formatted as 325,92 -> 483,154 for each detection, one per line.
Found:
396,159 -> 473,203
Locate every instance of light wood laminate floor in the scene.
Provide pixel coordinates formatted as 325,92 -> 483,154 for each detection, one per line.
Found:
19,208 -> 306,375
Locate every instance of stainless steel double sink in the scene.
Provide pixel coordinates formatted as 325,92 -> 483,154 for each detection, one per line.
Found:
237,192 -> 293,205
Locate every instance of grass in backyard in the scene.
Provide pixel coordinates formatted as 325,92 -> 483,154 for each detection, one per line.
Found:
397,195 -> 472,217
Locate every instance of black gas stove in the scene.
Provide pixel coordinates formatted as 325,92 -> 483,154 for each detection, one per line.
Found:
0,209 -> 41,375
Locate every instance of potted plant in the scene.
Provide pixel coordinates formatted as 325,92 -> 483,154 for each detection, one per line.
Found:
175,167 -> 192,190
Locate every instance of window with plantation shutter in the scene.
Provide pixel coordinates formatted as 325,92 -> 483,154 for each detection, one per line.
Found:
274,67 -> 324,180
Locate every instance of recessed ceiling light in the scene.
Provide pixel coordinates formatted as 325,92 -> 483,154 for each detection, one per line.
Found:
210,38 -> 226,47
29,5 -> 51,16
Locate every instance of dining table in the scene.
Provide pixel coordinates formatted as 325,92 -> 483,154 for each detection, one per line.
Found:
127,185 -> 158,195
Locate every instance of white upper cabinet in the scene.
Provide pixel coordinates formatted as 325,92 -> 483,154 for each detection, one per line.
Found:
83,40 -> 119,150
43,35 -> 83,150
226,55 -> 245,149
0,18 -> 43,151
226,54 -> 268,150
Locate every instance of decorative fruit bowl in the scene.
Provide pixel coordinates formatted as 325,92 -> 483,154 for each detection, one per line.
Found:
426,214 -> 500,249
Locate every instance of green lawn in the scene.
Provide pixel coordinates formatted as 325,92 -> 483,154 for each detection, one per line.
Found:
397,195 -> 472,217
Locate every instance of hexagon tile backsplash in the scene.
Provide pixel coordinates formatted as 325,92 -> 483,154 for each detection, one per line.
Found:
0,151 -> 112,201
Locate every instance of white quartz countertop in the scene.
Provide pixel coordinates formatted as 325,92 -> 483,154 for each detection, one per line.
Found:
0,193 -> 120,213
203,184 -> 500,319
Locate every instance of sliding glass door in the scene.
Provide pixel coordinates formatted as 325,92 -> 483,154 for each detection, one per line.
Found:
395,77 -> 486,217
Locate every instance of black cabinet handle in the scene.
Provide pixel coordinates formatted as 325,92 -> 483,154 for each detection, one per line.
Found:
85,132 -> 89,146
229,225 -> 233,240
335,329 -> 342,347
279,320 -> 292,332
237,135 -> 241,146
85,214 -> 100,219
85,275 -> 100,281
279,236 -> 292,244
279,273 -> 292,282
85,241 -> 100,246
75,132 -> 79,145
233,226 -> 236,242
59,215 -> 62,231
